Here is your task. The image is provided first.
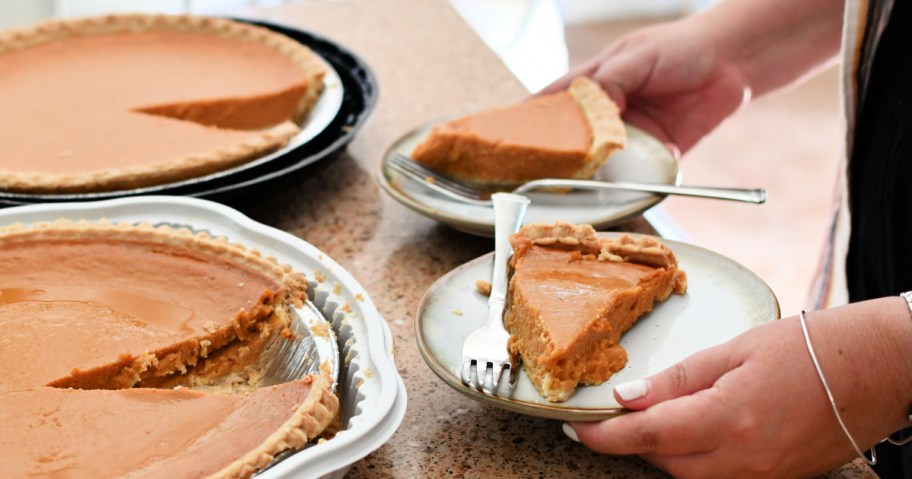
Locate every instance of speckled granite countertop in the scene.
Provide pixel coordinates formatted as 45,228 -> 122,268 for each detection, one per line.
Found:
232,0 -> 876,477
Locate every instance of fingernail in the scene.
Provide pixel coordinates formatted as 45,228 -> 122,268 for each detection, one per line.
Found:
615,378 -> 649,401
562,423 -> 579,442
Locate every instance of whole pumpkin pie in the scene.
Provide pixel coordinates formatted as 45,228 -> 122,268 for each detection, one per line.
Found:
505,222 -> 687,402
410,77 -> 626,186
0,14 -> 327,193
0,220 -> 339,478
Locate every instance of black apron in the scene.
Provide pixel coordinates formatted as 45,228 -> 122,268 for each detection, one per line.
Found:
846,0 -> 912,476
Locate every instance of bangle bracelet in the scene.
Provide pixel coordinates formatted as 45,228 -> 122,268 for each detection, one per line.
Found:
885,292 -> 912,446
799,310 -> 876,466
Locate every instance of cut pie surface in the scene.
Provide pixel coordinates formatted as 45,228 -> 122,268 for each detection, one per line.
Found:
410,77 -> 626,186
0,220 -> 338,478
0,376 -> 337,479
0,14 -> 327,193
505,222 -> 687,402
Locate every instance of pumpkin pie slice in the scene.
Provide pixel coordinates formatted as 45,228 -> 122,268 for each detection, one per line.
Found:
410,77 -> 625,186
505,222 -> 687,402
0,14 -> 327,193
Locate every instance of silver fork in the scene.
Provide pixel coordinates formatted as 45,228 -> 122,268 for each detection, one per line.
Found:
461,192 -> 530,394
388,152 -> 766,206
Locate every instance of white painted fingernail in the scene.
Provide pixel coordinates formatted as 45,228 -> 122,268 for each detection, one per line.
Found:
562,423 -> 579,442
615,378 -> 649,401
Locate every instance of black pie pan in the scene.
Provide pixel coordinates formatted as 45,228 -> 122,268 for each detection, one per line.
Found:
0,18 -> 377,207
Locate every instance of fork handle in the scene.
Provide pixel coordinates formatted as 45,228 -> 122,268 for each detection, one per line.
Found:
488,193 -> 530,315
515,179 -> 767,204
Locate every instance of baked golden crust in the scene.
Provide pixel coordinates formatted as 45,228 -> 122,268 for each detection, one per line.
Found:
567,77 -> 627,180
506,222 -> 686,401
0,14 -> 327,193
213,374 -> 339,479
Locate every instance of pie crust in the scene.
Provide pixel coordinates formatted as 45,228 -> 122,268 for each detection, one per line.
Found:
0,220 -> 339,477
410,77 -> 626,185
505,222 -> 687,402
0,14 -> 327,193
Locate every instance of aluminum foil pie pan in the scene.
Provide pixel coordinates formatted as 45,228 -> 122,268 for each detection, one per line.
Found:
0,196 -> 406,479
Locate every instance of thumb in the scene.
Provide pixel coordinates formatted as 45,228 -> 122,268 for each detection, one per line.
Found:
614,344 -> 736,410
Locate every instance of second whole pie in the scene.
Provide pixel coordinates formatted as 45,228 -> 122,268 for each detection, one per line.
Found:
0,220 -> 339,478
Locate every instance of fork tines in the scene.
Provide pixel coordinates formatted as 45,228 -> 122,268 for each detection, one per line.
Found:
389,153 -> 487,199
462,358 -> 510,395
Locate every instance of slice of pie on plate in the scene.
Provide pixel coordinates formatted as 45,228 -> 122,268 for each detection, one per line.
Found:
0,14 -> 327,193
0,220 -> 339,478
504,222 -> 687,402
410,76 -> 626,186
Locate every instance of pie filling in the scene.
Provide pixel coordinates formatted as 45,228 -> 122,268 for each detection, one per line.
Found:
0,15 -> 327,193
0,221 -> 338,478
411,76 -> 625,186
505,222 -> 687,402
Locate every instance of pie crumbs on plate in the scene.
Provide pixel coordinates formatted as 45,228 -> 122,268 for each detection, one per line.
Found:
0,220 -> 338,478
505,222 -> 687,402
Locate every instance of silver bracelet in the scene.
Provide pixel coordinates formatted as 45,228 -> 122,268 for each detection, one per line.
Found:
799,310 -> 877,466
884,292 -> 912,446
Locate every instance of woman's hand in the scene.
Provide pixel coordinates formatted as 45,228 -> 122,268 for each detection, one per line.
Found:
564,298 -> 912,478
542,0 -> 843,155
543,18 -> 749,155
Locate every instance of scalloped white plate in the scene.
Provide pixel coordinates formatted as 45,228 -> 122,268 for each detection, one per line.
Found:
0,196 -> 405,479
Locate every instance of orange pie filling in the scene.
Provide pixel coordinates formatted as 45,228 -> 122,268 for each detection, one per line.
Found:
505,222 -> 687,402
411,77 -> 626,186
0,221 -> 338,478
0,15 -> 328,193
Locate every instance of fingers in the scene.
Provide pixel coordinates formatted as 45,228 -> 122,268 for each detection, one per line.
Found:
568,390 -> 728,456
615,343 -> 738,410
537,60 -> 598,95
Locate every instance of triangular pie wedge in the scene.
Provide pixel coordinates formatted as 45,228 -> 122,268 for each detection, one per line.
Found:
0,220 -> 339,478
411,77 -> 626,186
505,222 -> 687,402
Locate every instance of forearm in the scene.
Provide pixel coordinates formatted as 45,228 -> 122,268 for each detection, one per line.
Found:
809,297 -> 912,443
696,0 -> 844,99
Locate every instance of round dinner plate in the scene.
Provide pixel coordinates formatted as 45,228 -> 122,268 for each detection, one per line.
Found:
378,122 -> 679,236
416,233 -> 780,421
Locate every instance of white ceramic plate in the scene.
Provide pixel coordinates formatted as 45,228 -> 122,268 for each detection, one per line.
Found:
377,122 -> 679,236
0,196 -> 405,479
416,233 -> 779,421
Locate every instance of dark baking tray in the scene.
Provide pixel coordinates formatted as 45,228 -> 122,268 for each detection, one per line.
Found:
0,18 -> 377,207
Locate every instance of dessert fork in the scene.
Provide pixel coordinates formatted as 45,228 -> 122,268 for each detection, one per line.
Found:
388,152 -> 766,206
461,192 -> 530,395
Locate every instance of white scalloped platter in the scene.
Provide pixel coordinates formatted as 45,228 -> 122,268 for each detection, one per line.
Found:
0,196 -> 405,479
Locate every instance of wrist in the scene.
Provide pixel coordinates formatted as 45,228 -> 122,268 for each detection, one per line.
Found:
808,298 -> 912,441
